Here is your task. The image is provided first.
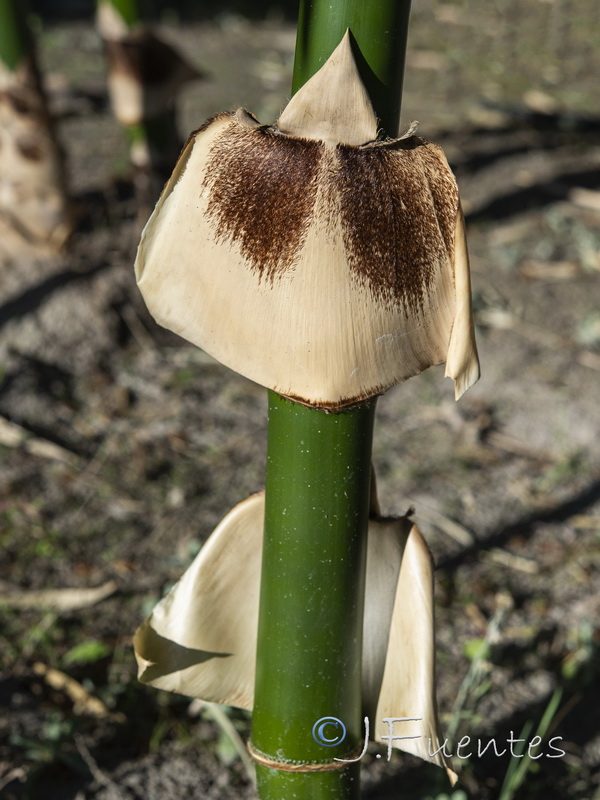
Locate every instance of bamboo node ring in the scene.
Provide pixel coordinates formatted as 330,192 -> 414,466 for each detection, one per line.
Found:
247,740 -> 363,772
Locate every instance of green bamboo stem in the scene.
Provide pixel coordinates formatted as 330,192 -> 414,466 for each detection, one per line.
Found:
251,4 -> 412,798
0,0 -> 30,71
253,394 -> 375,799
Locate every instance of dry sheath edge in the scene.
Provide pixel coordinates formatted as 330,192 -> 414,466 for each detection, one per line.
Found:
134,31 -> 480,409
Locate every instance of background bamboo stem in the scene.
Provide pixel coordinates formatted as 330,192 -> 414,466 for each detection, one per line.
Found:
0,0 -> 73,250
96,0 -> 193,217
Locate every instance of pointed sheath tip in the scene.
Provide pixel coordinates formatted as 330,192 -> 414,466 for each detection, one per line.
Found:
277,30 -> 378,146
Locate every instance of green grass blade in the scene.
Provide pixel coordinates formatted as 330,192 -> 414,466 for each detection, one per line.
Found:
498,688 -> 563,800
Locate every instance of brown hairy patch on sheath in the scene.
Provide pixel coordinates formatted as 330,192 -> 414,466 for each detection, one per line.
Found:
203,126 -> 457,304
204,123 -> 323,283
336,137 -> 459,311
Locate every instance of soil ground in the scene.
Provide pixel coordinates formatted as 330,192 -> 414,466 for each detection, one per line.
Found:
1,3 -> 599,799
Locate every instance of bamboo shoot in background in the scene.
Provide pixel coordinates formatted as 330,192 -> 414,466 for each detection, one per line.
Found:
96,0 -> 203,217
133,2 -> 479,797
0,0 -> 72,254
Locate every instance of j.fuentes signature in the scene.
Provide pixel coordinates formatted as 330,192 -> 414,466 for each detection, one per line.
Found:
311,716 -> 565,762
